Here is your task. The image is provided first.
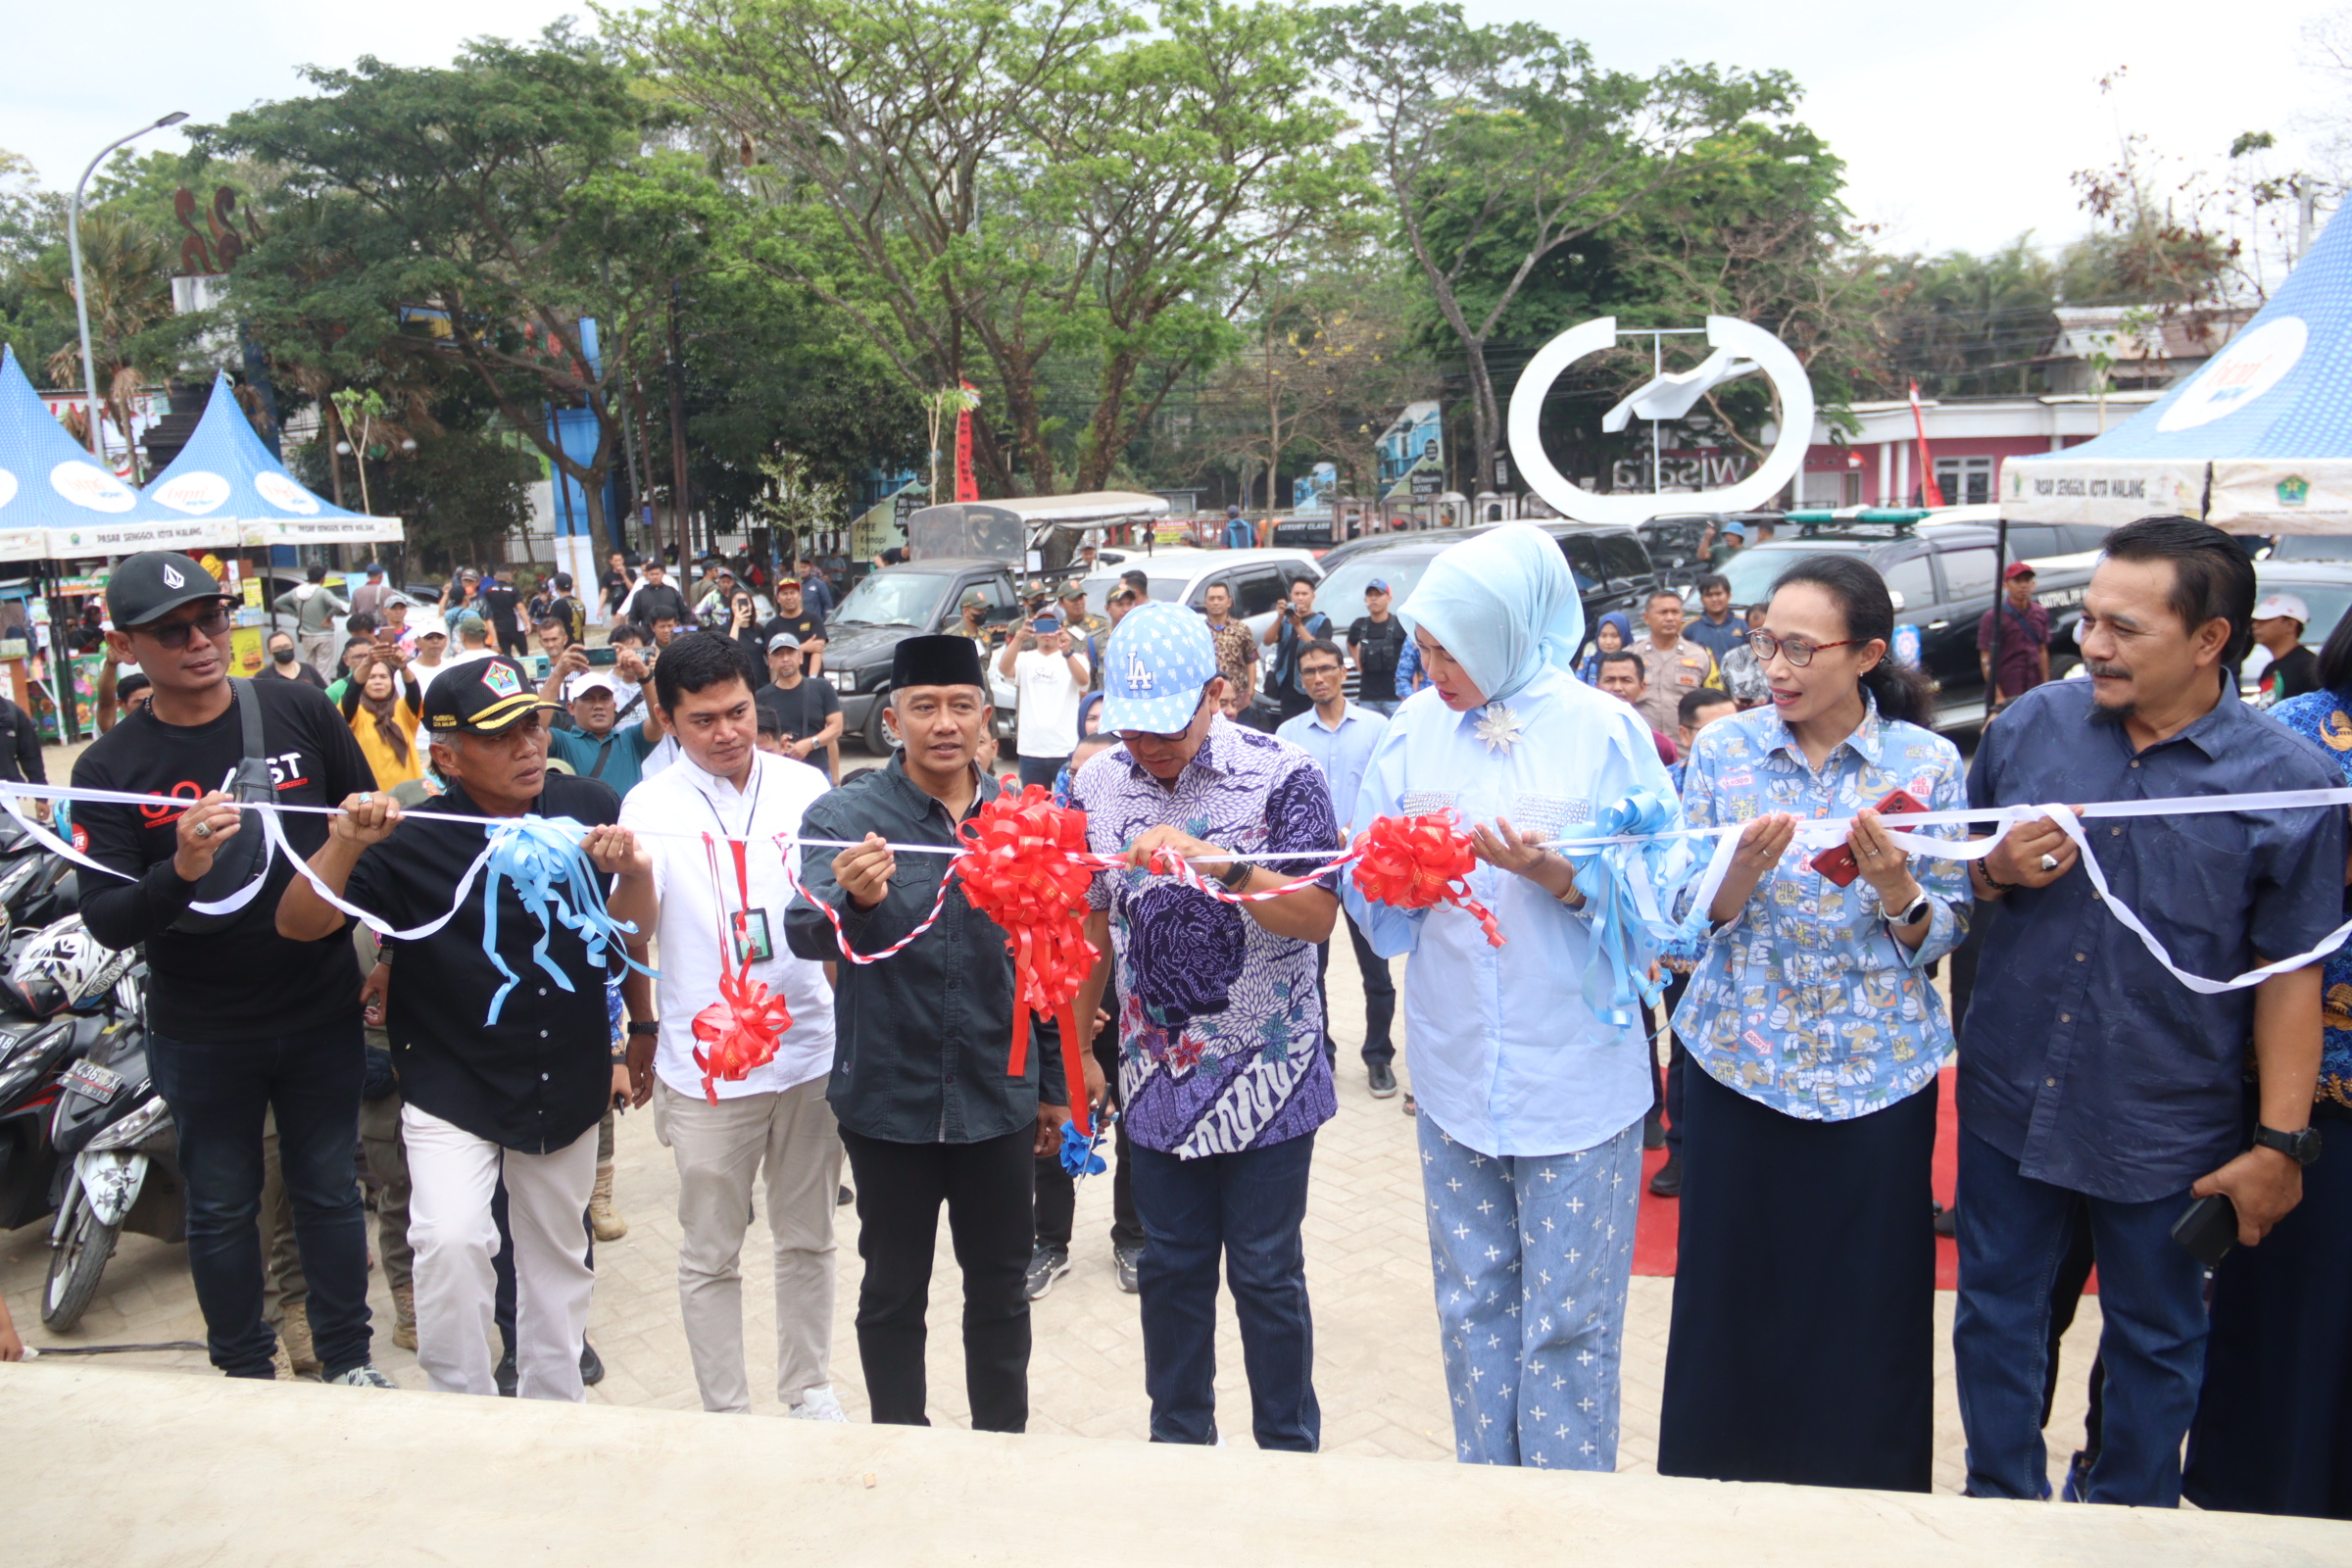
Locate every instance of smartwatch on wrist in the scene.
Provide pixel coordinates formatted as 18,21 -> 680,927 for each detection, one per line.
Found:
2252,1123 -> 2324,1167
1885,889 -> 1932,928
1217,858 -> 1253,893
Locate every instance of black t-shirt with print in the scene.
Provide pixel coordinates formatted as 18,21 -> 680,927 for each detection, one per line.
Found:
73,678 -> 374,1042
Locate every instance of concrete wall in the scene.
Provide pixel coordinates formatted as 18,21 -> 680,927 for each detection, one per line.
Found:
1,1362 -> 2342,1567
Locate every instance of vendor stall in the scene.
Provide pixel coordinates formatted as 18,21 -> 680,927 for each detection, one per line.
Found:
2001,213 -> 2352,534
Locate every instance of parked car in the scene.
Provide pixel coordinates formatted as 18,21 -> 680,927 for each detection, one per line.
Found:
1071,548 -> 1324,635
1313,522 -> 1662,700
818,557 -> 1028,753
1694,518 -> 2095,733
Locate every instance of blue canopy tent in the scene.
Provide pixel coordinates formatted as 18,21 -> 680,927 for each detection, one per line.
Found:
141,372 -> 402,550
0,345 -> 222,561
2002,213 -> 2352,534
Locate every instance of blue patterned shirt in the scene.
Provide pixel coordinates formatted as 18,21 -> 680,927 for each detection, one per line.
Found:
2269,690 -> 2352,1110
1073,716 -> 1340,1157
1673,698 -> 1971,1121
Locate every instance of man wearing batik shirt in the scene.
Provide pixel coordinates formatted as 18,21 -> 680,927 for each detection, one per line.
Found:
1070,602 -> 1341,1451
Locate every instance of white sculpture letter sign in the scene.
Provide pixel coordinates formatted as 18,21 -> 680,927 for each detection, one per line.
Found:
1506,316 -> 1816,525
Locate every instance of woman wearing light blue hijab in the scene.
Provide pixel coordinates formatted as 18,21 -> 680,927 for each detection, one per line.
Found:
1344,524 -> 1680,1472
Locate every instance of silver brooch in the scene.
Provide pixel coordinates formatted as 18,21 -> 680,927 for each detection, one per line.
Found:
1474,703 -> 1523,756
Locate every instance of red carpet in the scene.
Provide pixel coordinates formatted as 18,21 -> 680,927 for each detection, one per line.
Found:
1634,1065 -> 2025,1293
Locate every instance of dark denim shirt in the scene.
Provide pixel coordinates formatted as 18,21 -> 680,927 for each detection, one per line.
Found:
1961,677 -> 2345,1202
785,754 -> 1065,1144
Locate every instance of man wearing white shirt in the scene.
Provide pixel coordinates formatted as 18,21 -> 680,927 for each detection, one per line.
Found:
1277,637 -> 1396,1096
616,632 -> 846,1420
997,612 -> 1089,791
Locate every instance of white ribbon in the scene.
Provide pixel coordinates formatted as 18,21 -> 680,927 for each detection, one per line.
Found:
6,776 -> 2347,998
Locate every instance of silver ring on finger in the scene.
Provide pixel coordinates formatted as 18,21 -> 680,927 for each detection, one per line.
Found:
193,822 -> 213,840
2038,853 -> 2059,872
359,792 -> 372,806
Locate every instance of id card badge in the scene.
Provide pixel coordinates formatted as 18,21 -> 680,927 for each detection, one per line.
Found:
731,908 -> 775,965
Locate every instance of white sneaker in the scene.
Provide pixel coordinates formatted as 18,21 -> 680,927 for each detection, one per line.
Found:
789,1385 -> 849,1423
327,1364 -> 398,1389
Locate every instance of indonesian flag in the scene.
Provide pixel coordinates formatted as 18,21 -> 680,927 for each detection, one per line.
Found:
1908,381 -> 1946,508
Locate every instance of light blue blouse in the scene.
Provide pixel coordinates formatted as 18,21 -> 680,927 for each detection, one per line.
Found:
1671,699 -> 1969,1122
1344,668 -> 1677,1157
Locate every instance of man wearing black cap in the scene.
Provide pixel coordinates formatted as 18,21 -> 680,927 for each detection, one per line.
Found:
755,631 -> 841,781
545,572 -> 586,650
276,655 -> 655,1401
785,634 -> 1076,1432
73,552 -> 395,1387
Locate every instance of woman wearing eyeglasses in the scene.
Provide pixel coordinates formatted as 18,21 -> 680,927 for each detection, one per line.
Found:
1655,553 -> 1969,1493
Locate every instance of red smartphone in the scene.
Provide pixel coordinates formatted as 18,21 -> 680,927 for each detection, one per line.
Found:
1806,787 -> 1929,886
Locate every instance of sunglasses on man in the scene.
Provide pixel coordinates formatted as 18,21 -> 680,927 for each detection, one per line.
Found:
130,604 -> 233,650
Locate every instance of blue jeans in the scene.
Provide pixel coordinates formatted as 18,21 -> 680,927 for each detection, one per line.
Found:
1016,755 -> 1064,791
1953,1127 -> 2211,1505
150,1019 -> 373,1379
1129,1132 -> 1318,1449
1421,1110 -> 1642,1469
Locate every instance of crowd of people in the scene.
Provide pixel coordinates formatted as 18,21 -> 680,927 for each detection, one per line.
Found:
3,512 -> 2344,1525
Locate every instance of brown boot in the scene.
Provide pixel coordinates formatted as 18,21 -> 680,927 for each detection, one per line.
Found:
589,1160 -> 628,1242
391,1284 -> 416,1352
281,1301 -> 321,1377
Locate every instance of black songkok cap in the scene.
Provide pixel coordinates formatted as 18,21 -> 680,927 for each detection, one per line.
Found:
890,634 -> 986,692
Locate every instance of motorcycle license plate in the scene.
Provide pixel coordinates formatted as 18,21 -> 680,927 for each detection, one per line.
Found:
61,1059 -> 122,1102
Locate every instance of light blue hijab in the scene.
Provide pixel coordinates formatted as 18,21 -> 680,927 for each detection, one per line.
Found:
1396,524 -> 1586,705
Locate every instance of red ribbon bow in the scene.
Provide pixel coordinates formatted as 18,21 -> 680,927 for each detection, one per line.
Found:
1350,812 -> 1505,948
691,967 -> 795,1103
953,784 -> 1100,1135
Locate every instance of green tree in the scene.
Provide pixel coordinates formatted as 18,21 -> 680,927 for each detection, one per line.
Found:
202,24 -> 715,563
1313,1 -> 1794,495
616,0 -> 1355,519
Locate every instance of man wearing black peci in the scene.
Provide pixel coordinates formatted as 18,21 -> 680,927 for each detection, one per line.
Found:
73,552 -> 396,1388
786,634 -> 1081,1432
277,656 -> 656,1401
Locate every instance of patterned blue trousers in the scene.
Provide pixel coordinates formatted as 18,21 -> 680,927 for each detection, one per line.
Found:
1418,1109 -> 1642,1470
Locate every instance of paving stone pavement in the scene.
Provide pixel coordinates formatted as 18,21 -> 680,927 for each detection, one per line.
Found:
0,820 -> 2098,1495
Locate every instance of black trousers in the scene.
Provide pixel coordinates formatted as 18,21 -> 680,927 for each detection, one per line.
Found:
1036,1034 -> 1141,1250
1659,1065 -> 1938,1492
1314,909 -> 1396,1068
840,1124 -> 1035,1432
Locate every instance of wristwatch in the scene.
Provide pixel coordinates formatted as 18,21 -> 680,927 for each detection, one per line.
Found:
626,1020 -> 660,1038
1217,858 -> 1254,893
1884,889 -> 1932,927
2252,1123 -> 2324,1167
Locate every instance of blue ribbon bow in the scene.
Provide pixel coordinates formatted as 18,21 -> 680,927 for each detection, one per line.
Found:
1559,789 -> 1696,1030
479,816 -> 653,1026
1058,1115 -> 1110,1178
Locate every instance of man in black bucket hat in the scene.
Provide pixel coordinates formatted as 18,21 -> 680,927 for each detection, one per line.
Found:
73,551 -> 396,1387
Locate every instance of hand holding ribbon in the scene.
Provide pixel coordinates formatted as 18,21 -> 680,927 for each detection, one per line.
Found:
1350,811 -> 1503,947
691,833 -> 793,1102
953,785 -> 1100,1135
479,817 -> 655,1026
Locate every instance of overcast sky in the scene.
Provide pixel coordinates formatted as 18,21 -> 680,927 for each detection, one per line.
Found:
0,0 -> 2333,259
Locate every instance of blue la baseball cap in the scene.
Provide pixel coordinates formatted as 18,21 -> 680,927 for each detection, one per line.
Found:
1100,601 -> 1218,734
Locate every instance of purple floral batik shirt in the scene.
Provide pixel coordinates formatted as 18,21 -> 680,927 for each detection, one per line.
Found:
1072,716 -> 1341,1158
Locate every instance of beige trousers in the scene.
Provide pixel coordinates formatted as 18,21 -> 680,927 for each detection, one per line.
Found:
654,1075 -> 842,1412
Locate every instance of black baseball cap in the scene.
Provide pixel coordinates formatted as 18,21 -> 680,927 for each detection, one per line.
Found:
106,552 -> 229,628
421,656 -> 556,736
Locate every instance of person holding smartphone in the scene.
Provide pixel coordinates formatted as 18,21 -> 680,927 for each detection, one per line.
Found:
1259,577 -> 1332,725
997,612 -> 1089,791
1658,554 -> 1970,1494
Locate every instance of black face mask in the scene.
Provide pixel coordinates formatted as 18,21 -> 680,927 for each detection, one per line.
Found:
272,648 -> 298,665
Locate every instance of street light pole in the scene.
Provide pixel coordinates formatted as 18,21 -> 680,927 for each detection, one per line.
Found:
67,111 -> 189,463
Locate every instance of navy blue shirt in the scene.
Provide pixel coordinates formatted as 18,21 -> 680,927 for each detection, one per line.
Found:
1961,677 -> 2345,1202
1683,612 -> 1747,667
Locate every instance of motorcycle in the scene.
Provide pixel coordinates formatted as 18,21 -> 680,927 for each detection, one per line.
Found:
0,1010 -> 85,1232
45,996 -> 178,1332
